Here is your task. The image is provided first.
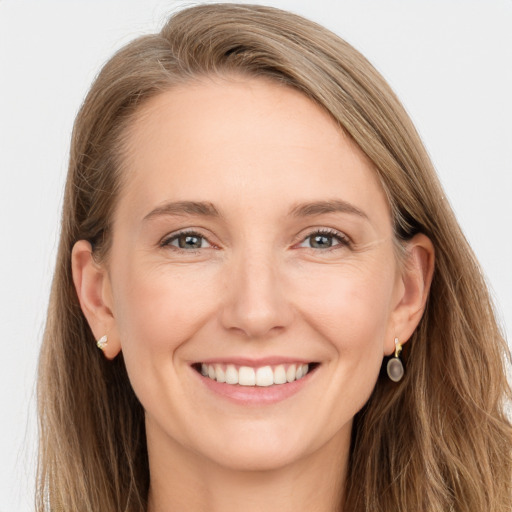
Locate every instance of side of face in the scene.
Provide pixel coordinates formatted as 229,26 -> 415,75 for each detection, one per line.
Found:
72,76 -> 433,472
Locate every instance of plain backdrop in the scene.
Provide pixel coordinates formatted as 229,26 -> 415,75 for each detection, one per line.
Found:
1,1 -> 511,510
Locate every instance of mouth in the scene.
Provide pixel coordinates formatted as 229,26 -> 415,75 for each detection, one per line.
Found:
192,362 -> 320,387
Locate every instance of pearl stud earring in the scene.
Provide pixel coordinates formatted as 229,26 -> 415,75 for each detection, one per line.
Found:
96,335 -> 108,351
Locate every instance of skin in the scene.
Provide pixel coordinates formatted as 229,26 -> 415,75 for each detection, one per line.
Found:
72,76 -> 434,512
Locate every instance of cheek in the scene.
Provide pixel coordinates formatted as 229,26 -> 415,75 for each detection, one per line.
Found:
111,261 -> 221,357
109,261 -> 224,424
301,262 -> 396,411
292,259 -> 396,354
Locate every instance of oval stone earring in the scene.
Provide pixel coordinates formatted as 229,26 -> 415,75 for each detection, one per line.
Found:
387,337 -> 404,382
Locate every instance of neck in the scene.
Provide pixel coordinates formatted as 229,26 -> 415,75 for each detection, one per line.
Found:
146,427 -> 349,512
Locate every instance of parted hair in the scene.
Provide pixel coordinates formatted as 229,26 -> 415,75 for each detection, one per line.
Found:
37,3 -> 512,511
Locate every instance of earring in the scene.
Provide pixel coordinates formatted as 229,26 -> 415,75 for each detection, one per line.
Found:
96,334 -> 108,351
387,337 -> 404,382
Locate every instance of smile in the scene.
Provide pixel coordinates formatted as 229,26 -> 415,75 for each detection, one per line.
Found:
194,362 -> 318,386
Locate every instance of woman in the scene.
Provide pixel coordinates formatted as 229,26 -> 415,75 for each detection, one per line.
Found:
37,3 -> 512,511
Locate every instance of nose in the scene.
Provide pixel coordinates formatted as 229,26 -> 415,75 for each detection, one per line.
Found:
220,249 -> 293,339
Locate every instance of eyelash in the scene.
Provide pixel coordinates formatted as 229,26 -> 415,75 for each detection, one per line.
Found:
296,228 -> 351,251
160,228 -> 351,253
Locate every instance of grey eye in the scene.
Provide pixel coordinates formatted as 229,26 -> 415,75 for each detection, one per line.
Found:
309,234 -> 336,248
299,230 -> 346,250
177,234 -> 203,249
164,232 -> 211,250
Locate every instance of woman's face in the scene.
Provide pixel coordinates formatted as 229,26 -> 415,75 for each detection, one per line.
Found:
104,77 -> 405,471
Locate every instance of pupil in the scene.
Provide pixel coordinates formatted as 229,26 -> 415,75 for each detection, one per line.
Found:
312,235 -> 331,248
179,235 -> 201,249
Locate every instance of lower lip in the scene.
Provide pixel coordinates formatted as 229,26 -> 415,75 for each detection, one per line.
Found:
194,368 -> 316,405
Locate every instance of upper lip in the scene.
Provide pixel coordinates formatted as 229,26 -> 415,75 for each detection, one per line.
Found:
193,356 -> 315,367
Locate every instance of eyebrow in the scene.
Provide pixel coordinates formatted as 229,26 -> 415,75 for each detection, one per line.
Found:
143,201 -> 221,221
288,199 -> 368,220
142,199 -> 368,222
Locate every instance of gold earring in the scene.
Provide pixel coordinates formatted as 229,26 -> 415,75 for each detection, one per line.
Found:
96,334 -> 108,350
387,337 -> 404,382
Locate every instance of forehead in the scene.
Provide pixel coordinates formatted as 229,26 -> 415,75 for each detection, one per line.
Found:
125,75 -> 346,162
116,76 -> 389,226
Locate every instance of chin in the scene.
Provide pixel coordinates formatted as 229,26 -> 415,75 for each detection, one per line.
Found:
185,418 -> 337,473
205,442 -> 307,473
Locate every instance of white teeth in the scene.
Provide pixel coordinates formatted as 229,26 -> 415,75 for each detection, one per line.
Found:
199,362 -> 311,386
255,366 -> 274,387
225,364 -> 238,384
215,364 -> 226,383
239,366 -> 256,386
274,364 -> 287,384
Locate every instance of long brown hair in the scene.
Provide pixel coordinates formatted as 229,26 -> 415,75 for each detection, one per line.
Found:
37,4 -> 512,511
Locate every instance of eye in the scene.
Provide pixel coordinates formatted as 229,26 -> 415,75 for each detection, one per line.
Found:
161,230 -> 212,250
298,229 -> 349,250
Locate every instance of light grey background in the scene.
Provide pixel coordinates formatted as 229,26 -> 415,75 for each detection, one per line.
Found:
1,1 -> 511,510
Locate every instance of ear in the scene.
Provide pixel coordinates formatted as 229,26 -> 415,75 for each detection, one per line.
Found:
71,240 -> 121,360
386,233 -> 435,355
